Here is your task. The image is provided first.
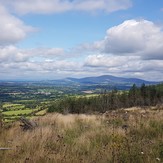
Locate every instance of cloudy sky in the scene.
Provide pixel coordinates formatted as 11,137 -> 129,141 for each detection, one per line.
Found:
0,0 -> 163,81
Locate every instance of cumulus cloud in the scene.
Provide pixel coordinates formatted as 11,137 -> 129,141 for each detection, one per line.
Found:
0,60 -> 83,80
1,50 -> 163,80
78,19 -> 163,80
85,55 -> 163,74
88,19 -> 163,60
83,54 -> 163,80
0,45 -> 29,63
0,45 -> 74,79
0,5 -> 35,45
84,54 -> 139,67
0,46 -> 65,63
1,0 -> 132,14
0,2 -> 162,81
84,54 -> 142,71
28,48 -> 65,61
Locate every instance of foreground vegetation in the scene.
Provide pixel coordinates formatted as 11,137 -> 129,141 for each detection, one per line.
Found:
0,107 -> 163,163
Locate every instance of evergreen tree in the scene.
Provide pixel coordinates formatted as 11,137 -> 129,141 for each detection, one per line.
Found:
129,84 -> 138,106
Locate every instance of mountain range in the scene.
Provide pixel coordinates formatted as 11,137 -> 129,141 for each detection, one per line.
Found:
43,75 -> 162,91
64,75 -> 159,85
0,75 -> 161,91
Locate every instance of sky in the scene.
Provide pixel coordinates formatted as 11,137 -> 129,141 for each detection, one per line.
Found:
0,0 -> 163,81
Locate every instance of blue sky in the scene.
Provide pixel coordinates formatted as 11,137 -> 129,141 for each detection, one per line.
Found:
0,0 -> 163,81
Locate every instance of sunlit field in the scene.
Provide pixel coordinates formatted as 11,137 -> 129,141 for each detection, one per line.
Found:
0,106 -> 163,163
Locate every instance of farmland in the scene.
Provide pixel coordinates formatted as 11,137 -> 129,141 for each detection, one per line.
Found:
0,81 -> 163,122
0,81 -> 100,122
1,102 -> 46,122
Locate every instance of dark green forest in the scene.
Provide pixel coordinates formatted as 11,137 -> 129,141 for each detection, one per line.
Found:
48,83 -> 163,114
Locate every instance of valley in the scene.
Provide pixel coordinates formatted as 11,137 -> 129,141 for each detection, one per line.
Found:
0,75 -> 163,163
0,75 -> 162,123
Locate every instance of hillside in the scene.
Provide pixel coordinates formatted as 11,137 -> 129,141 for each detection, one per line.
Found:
67,75 -> 157,85
0,107 -> 163,163
50,75 -> 161,91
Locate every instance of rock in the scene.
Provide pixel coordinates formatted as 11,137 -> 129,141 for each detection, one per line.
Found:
20,117 -> 37,130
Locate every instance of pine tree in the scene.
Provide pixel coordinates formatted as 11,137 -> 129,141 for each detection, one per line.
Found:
129,84 -> 138,106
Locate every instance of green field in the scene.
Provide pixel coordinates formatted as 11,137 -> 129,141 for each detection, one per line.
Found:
1,102 -> 47,122
3,103 -> 25,110
2,109 -> 37,116
35,109 -> 47,116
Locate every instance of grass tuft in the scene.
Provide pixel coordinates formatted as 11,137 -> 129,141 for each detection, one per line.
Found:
0,107 -> 163,163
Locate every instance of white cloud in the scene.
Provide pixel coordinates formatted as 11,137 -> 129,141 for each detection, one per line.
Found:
0,4 -> 162,82
1,0 -> 132,15
1,51 -> 163,81
76,19 -> 163,81
0,46 -> 65,63
88,19 -> 163,60
83,54 -> 163,81
0,45 -> 29,63
84,54 -> 139,67
0,60 -> 83,80
73,0 -> 132,12
84,54 -> 142,72
0,5 -> 35,45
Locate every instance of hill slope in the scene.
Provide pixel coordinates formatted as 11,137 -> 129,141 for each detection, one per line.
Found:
66,75 -> 159,85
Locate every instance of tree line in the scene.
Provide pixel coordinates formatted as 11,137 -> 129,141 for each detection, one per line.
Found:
48,83 -> 163,114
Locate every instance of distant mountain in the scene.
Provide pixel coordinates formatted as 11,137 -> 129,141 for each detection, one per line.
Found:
0,75 -> 161,92
66,75 -> 159,85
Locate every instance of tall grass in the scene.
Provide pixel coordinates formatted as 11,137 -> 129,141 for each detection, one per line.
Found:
0,107 -> 163,163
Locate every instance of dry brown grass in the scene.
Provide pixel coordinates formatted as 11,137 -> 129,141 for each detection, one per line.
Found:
0,107 -> 163,163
